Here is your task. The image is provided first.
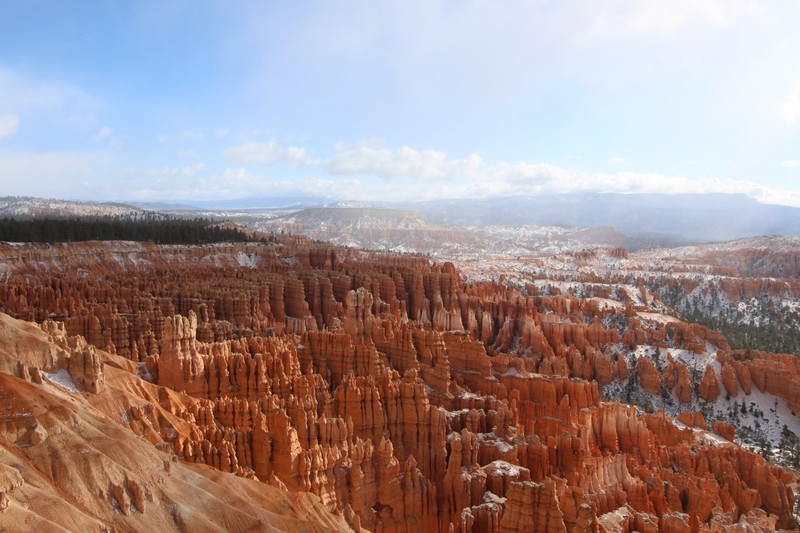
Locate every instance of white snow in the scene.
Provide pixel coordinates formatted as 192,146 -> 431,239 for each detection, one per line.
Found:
636,312 -> 675,325
591,297 -> 624,310
484,460 -> 522,477
236,252 -> 258,268
43,369 -> 79,392
620,285 -> 645,306
671,419 -> 731,446
458,390 -> 484,401
477,433 -> 514,453
493,366 -> 524,378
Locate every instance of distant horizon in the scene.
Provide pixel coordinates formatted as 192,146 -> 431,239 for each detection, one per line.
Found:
2,2 -> 800,207
4,189 -> 800,211
0,189 -> 792,209
6,190 -> 800,244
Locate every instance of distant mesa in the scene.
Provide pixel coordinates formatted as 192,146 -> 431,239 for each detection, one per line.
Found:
0,196 -> 146,218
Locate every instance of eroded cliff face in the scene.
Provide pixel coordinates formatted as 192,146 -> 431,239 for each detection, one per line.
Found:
0,241 -> 796,532
0,312 -> 354,533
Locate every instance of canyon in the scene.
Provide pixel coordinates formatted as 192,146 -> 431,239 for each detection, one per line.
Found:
0,236 -> 798,532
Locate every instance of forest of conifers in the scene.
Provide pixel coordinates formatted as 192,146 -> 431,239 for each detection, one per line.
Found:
0,215 -> 253,244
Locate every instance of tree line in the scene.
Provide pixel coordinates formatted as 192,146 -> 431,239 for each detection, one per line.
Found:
0,215 -> 254,244
680,310 -> 800,357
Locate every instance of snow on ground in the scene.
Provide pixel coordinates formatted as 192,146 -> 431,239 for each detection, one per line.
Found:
43,369 -> 79,392
672,419 -> 732,446
477,433 -> 514,453
458,390 -> 484,401
711,382 -> 800,448
484,460 -> 523,476
670,344 -> 716,368
592,298 -> 624,310
236,251 -> 258,268
636,312 -> 675,325
604,339 -> 800,451
493,366 -> 524,378
620,284 -> 646,306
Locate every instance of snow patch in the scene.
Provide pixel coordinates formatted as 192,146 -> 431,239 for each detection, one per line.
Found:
236,251 -> 258,268
591,297 -> 624,310
637,312 -> 675,325
485,460 -> 522,477
43,369 -> 79,392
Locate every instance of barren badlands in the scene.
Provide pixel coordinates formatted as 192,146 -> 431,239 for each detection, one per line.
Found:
0,229 -> 799,532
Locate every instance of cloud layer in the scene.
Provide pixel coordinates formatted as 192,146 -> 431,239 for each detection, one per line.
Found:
0,114 -> 19,138
781,81 -> 800,127
224,140 -> 313,167
1,2 -> 800,209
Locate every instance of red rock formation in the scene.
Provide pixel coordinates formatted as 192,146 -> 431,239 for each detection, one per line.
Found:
499,480 -> 568,533
636,357 -> 661,395
720,360 -> 739,398
713,420 -> 735,442
664,358 -> 693,404
716,350 -> 800,415
0,241 -> 797,533
699,364 -> 720,402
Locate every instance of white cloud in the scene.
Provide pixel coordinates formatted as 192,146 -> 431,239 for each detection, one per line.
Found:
0,149 -> 105,196
751,186 -> 800,207
134,162 -> 205,178
0,68 -> 97,120
325,142 -> 483,180
92,126 -> 113,143
0,114 -> 19,138
215,128 -> 229,137
117,166 -> 357,202
216,138 -> 800,207
156,130 -> 205,143
782,160 -> 800,169
780,81 -> 800,127
224,139 -> 313,167
477,162 -> 574,186
582,0 -> 757,42
503,166 -> 767,199
608,156 -> 628,165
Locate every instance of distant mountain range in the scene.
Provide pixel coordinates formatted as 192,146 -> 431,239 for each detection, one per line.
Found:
3,193 -> 800,250
404,193 -> 800,243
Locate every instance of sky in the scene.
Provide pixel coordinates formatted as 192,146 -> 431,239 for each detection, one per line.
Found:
2,0 -> 800,207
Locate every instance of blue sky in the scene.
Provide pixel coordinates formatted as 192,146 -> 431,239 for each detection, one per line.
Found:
2,0 -> 800,206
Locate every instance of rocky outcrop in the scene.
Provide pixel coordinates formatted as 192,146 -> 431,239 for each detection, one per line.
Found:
713,420 -> 736,442
737,350 -> 800,413
664,358 -> 692,404
0,370 -> 355,533
720,360 -> 739,398
699,364 -> 720,402
0,241 -> 796,533
636,357 -> 661,395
